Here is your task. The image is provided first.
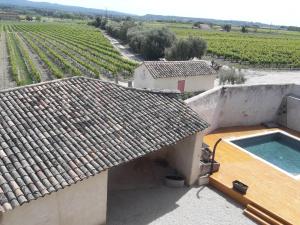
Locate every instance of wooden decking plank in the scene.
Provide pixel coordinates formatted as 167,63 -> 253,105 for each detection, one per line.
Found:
204,126 -> 299,225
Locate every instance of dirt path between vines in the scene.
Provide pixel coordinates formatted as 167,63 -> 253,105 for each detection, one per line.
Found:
101,30 -> 143,63
18,33 -> 53,82
0,32 -> 16,90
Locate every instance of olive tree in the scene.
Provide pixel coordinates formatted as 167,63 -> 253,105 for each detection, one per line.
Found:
241,26 -> 248,33
140,28 -> 175,60
165,36 -> 207,60
127,27 -> 176,60
127,26 -> 147,52
222,24 -> 232,32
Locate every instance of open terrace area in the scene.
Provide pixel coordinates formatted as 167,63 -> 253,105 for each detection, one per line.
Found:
204,126 -> 300,225
107,185 -> 256,225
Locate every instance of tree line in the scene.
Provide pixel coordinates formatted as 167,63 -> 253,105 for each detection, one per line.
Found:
89,17 -> 208,60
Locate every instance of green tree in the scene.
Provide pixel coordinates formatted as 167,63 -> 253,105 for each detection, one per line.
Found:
105,20 -> 135,42
140,28 -> 176,60
90,17 -> 107,29
95,17 -> 102,27
119,20 -> 135,42
193,22 -> 201,27
241,26 -> 248,33
25,15 -> 33,21
165,36 -> 207,60
222,24 -> 232,32
127,26 -> 147,52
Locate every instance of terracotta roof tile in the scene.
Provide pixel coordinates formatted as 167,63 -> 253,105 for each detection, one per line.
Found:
0,77 -> 208,212
143,61 -> 217,79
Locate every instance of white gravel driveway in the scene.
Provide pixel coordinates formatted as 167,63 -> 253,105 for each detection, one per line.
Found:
243,69 -> 300,85
215,69 -> 300,86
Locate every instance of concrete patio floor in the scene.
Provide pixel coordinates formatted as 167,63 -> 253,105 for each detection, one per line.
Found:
107,185 -> 256,225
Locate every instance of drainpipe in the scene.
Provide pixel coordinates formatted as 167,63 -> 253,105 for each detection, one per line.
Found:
210,138 -> 222,175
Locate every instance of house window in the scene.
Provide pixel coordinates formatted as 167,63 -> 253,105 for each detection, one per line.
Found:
177,80 -> 185,93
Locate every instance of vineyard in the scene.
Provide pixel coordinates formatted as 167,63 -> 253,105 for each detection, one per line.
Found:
0,22 -> 137,88
147,22 -> 300,68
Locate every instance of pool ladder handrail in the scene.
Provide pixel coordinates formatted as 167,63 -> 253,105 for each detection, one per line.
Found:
210,138 -> 222,175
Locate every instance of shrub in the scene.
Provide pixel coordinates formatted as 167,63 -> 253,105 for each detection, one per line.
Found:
219,67 -> 246,85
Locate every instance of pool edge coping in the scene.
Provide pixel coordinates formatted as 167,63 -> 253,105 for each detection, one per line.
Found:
224,130 -> 300,180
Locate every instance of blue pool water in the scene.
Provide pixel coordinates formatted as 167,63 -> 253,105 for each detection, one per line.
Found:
232,132 -> 300,176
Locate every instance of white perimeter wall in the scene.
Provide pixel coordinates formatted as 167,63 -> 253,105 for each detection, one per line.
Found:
287,96 -> 300,132
186,84 -> 300,134
0,171 -> 108,225
134,64 -> 216,92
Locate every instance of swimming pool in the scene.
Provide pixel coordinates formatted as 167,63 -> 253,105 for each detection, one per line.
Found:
228,131 -> 300,179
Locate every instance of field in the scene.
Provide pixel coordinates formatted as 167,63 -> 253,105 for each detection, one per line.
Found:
146,22 -> 300,68
0,22 -> 137,88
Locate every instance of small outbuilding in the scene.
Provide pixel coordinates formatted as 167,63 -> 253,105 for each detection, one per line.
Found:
134,61 -> 217,93
0,77 -> 208,225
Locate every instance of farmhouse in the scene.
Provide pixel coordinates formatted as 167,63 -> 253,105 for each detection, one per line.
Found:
134,61 -> 217,93
0,77 -> 208,225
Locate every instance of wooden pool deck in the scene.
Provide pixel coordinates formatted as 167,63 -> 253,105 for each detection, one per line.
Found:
204,126 -> 300,225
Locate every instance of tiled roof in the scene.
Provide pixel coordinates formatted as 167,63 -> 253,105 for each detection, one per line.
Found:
0,77 -> 208,212
143,61 -> 217,79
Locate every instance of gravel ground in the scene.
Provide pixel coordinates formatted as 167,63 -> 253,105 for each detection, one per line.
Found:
107,185 -> 256,225
215,68 -> 300,87
242,69 -> 300,85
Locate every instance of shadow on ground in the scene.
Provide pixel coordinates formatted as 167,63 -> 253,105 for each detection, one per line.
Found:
107,185 -> 256,225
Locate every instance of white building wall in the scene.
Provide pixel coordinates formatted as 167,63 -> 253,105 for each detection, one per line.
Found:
152,75 -> 216,92
287,96 -> 300,132
134,65 -> 216,92
186,84 -> 299,134
169,132 -> 203,185
0,171 -> 108,225
133,64 -> 155,89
